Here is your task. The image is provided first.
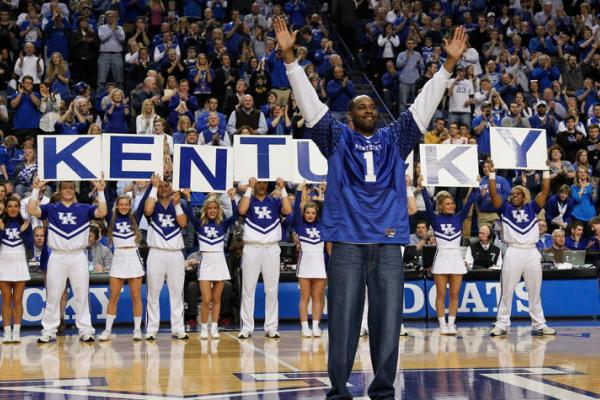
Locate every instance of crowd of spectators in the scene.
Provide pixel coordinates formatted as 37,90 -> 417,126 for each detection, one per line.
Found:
2,0 -> 600,268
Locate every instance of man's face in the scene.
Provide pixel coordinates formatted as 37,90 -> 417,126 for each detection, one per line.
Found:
510,189 -> 525,207
538,220 -> 547,234
435,119 -> 445,131
406,40 -> 415,50
349,96 -> 378,134
572,225 -> 584,238
25,43 -> 34,55
34,229 -> 44,247
208,99 -> 218,110
416,223 -> 427,237
88,232 -> 98,247
567,119 -> 576,130
208,114 -> 218,127
242,96 -> 253,109
510,103 -> 520,115
537,105 -> 546,116
333,67 -> 344,80
478,227 -> 490,243
554,233 -> 565,247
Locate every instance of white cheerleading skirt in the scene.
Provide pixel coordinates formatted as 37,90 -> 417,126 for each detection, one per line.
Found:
198,252 -> 231,281
432,247 -> 467,275
297,251 -> 327,279
0,249 -> 31,282
110,248 -> 145,279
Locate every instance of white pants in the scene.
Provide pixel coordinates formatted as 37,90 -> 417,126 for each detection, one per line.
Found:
495,247 -> 547,330
41,251 -> 94,337
240,244 -> 281,333
146,248 -> 185,334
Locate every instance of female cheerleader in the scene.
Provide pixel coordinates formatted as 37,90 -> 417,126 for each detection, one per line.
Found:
423,187 -> 481,335
182,188 -> 238,339
98,195 -> 145,341
0,197 -> 32,343
293,184 -> 330,338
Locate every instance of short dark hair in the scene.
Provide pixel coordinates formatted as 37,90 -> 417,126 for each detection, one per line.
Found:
89,225 -> 100,240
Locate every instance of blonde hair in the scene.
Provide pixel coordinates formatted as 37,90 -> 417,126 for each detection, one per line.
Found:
47,52 -> 68,80
177,115 -> 191,131
200,194 -> 224,225
435,190 -> 454,213
141,99 -> 156,117
108,195 -> 142,246
109,88 -> 125,102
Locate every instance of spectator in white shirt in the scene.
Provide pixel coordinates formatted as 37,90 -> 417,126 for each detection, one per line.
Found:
14,42 -> 44,83
447,66 -> 475,127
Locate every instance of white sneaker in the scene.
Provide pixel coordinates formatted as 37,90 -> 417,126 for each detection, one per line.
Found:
98,330 -> 112,341
211,327 -> 220,339
440,324 -> 450,335
11,332 -> 20,343
399,324 -> 408,336
533,326 -> 556,336
37,334 -> 56,344
446,324 -> 458,335
265,331 -> 280,339
301,327 -> 312,338
145,332 -> 157,341
2,332 -> 12,343
312,327 -> 322,338
172,331 -> 189,340
200,329 -> 209,339
238,331 -> 251,339
360,327 -> 369,336
132,330 -> 143,341
490,326 -> 507,337
79,333 -> 95,343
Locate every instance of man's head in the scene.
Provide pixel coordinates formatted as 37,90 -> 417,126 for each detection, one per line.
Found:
479,224 -> 492,244
509,102 -> 521,117
557,184 -> 570,201
207,97 -> 218,111
59,181 -> 76,203
33,226 -> 45,248
570,221 -> 584,239
348,95 -> 379,136
510,185 -> 530,207
538,219 -> 548,234
88,225 -> 100,247
552,229 -> 565,248
241,95 -> 254,111
536,100 -> 547,116
207,112 -> 219,127
415,221 -> 427,237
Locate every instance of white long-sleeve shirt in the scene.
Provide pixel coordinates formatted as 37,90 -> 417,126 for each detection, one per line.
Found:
14,55 -> 44,83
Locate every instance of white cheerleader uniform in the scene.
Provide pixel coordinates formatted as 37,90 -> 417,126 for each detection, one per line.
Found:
110,214 -> 144,279
184,200 -> 237,281
424,189 -> 480,275
0,219 -> 32,282
292,190 -> 326,279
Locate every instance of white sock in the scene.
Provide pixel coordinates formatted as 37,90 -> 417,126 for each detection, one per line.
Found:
438,317 -> 446,326
211,322 -> 218,331
4,326 -> 11,334
105,314 -> 116,332
134,317 -> 142,331
201,323 -> 208,331
13,324 -> 20,334
312,320 -> 320,330
448,316 -> 456,325
301,321 -> 309,330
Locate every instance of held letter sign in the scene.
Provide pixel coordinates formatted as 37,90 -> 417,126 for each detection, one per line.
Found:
490,127 -> 548,170
292,139 -> 327,183
172,145 -> 233,193
420,144 -> 479,187
233,135 -> 293,181
102,134 -> 163,180
38,135 -> 103,181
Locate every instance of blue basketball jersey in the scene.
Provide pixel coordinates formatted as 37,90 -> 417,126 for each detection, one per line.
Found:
111,214 -> 138,248
40,203 -> 97,251
0,218 -> 33,252
499,201 -> 541,246
307,111 -> 421,243
243,196 -> 283,244
147,202 -> 184,250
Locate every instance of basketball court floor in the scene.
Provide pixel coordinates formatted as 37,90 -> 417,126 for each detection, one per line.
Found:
0,322 -> 599,399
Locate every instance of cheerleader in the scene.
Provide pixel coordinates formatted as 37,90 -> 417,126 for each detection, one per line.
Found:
423,186 -> 481,335
181,189 -> 238,339
0,196 -> 32,343
98,195 -> 145,341
292,184 -> 330,338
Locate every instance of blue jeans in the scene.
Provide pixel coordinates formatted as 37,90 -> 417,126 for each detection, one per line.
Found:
327,243 -> 404,400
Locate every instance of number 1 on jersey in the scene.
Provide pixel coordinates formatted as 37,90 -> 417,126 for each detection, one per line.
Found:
363,151 -> 377,182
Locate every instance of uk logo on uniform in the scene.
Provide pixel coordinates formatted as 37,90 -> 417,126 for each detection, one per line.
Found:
58,212 -> 77,225
440,224 -> 456,235
158,214 -> 175,228
512,209 -> 529,223
254,206 -> 272,219
204,226 -> 219,238
305,227 -> 320,238
116,222 -> 131,233
5,228 -> 19,240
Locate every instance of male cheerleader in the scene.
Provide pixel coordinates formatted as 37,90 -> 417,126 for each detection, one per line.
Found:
142,174 -> 188,340
488,165 -> 556,336
238,177 -> 292,338
28,177 -> 107,343
275,18 -> 467,399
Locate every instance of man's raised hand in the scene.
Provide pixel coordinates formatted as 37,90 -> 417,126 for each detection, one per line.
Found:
273,17 -> 296,63
443,26 -> 467,62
